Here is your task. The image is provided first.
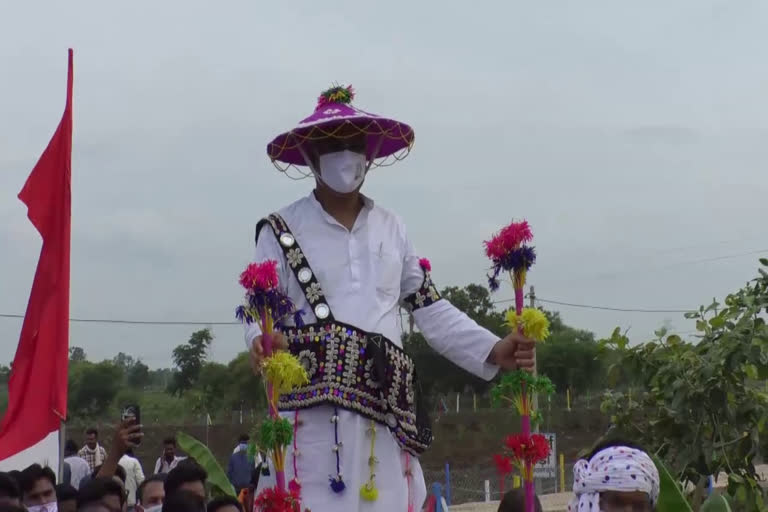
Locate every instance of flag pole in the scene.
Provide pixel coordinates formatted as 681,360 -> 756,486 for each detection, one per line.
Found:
58,421 -> 66,480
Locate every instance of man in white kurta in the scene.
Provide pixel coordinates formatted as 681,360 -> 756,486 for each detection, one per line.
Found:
244,86 -> 535,511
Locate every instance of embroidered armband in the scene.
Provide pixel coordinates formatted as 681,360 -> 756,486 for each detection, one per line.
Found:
402,258 -> 441,312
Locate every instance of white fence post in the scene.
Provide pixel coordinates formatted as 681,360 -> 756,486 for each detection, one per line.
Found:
484,480 -> 490,502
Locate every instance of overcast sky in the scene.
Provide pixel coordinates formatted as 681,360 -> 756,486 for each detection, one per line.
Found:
2,1 -> 767,368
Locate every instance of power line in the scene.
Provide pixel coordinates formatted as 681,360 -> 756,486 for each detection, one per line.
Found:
0,295 -> 694,326
485,296 -> 691,313
533,298 -> 690,314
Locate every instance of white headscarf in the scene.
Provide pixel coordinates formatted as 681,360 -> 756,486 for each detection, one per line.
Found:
567,446 -> 660,512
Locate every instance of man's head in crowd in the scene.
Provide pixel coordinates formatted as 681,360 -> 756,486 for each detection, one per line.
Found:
55,484 -> 77,512
162,439 -> 176,462
164,462 -> 207,501
569,439 -> 660,512
77,477 -> 125,512
5,475 -> 20,492
0,472 -> 21,507
19,464 -> 56,509
497,488 -> 542,512
64,441 -> 79,458
136,475 -> 166,512
161,491 -> 204,512
85,429 -> 99,450
206,496 -> 243,512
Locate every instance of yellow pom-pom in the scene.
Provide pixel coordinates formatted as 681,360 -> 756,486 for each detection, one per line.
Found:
263,352 -> 309,393
506,308 -> 550,342
360,481 -> 379,501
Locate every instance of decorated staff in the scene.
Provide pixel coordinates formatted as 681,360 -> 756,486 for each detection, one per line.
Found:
484,220 -> 538,434
485,220 -> 552,512
236,260 -> 309,511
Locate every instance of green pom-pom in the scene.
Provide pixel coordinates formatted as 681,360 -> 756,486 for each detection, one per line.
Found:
317,85 -> 355,107
492,370 -> 556,401
259,420 -> 275,450
259,418 -> 293,450
274,417 -> 294,447
493,370 -> 537,399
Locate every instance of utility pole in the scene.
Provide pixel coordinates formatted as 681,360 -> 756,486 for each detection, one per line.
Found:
529,285 -> 539,432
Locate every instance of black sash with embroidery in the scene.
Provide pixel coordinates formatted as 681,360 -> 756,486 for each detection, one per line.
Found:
255,213 -> 434,456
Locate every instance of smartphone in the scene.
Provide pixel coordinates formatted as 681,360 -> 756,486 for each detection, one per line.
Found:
121,404 -> 141,445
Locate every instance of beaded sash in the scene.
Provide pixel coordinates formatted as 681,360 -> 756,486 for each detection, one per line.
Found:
256,214 -> 434,456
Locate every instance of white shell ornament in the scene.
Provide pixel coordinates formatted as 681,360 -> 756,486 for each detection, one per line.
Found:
279,233 -> 295,247
298,267 -> 312,283
314,303 -> 330,319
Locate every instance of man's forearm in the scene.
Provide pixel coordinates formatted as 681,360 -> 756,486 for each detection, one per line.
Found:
413,299 -> 500,380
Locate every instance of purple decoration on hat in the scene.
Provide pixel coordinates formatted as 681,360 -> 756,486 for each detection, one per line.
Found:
266,85 -> 415,169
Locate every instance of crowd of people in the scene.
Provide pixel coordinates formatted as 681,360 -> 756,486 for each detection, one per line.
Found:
0,417 -> 660,512
0,419 -> 259,512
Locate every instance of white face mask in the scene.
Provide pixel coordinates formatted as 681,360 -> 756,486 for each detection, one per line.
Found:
317,150 -> 367,194
27,501 -> 57,512
142,504 -> 163,512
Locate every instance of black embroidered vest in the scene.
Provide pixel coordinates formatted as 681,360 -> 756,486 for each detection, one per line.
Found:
256,213 -> 438,456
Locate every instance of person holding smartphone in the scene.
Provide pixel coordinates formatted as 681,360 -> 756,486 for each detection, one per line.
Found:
95,415 -> 143,487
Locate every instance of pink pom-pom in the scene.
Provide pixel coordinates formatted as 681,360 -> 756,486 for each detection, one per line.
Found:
239,260 -> 279,291
484,221 -> 533,261
418,258 -> 432,272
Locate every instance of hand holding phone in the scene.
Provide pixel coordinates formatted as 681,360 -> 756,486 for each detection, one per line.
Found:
121,404 -> 142,446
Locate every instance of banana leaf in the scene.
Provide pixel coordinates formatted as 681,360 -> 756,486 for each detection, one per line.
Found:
651,454 -> 693,512
701,494 -> 733,512
176,431 -> 236,497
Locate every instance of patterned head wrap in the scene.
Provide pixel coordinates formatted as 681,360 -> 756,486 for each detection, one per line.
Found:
567,445 -> 660,512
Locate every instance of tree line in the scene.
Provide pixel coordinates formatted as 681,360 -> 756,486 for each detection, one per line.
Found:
0,282 -> 614,424
4,262 -> 764,510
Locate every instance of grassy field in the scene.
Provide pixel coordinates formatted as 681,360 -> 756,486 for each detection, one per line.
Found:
72,403 -> 607,481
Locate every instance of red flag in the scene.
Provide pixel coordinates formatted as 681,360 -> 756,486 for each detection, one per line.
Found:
0,49 -> 73,463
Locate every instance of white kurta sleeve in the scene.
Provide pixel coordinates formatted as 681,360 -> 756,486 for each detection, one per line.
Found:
242,222 -> 291,349
400,231 -> 500,381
